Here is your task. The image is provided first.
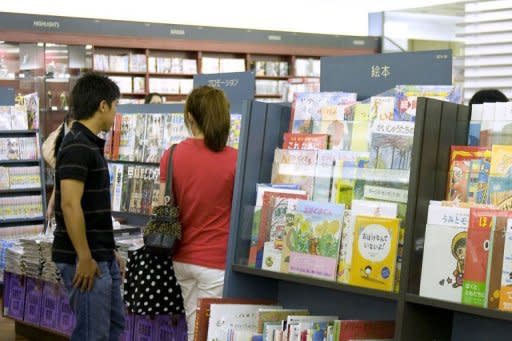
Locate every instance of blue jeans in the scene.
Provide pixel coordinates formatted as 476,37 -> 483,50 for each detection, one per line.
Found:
56,260 -> 125,341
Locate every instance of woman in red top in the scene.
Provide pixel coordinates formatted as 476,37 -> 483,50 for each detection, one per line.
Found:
159,86 -> 237,340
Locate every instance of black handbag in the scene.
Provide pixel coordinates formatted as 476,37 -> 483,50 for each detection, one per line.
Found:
143,144 -> 182,254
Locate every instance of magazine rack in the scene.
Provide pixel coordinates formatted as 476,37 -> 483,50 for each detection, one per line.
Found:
221,98 -> 512,340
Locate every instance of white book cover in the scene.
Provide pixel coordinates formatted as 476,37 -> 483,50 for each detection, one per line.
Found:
207,304 -> 280,341
419,205 -> 470,303
10,105 -> 28,130
0,107 -> 11,130
112,164 -> 124,212
202,57 -> 220,74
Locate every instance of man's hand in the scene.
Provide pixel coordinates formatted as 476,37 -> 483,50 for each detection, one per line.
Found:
115,251 -> 126,280
73,257 -> 101,292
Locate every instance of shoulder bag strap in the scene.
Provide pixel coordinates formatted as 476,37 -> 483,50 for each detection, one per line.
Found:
164,144 -> 177,205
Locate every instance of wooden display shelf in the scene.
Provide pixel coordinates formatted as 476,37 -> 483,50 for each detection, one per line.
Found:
255,75 -> 289,80
148,73 -> 196,77
0,160 -> 40,165
0,188 -> 42,195
232,264 -> 399,301
107,159 -> 159,166
406,294 -> 512,322
0,217 -> 44,225
121,92 -> 146,96
94,70 -> 147,76
0,130 -> 38,135
255,94 -> 282,98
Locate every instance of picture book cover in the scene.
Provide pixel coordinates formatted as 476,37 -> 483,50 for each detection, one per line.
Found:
369,96 -> 395,121
262,196 -> 305,272
256,308 -> 309,333
290,92 -> 357,129
490,145 -> 512,177
419,205 -> 470,303
462,208 -> 497,307
349,215 -> 400,292
118,114 -> 137,161
394,85 -> 462,121
228,113 -> 242,149
337,209 -> 353,284
280,211 -> 299,274
271,149 -> 318,198
143,113 -> 165,163
369,120 -> 414,170
351,103 -> 371,152
195,298 -> 276,341
287,200 -> 344,281
251,191 -> 307,269
297,321 -> 332,341
207,304 -> 280,341
282,133 -> 329,150
488,214 -> 512,309
312,120 -> 353,151
446,146 -> 491,204
285,315 -> 337,341
314,150 -> 368,203
335,320 -> 395,341
499,218 -> 512,312
488,176 -> 512,210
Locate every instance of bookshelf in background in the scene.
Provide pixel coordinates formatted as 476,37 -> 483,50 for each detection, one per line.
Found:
0,95 -> 46,236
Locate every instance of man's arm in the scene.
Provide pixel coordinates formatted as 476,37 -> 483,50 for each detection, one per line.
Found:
60,178 -> 101,291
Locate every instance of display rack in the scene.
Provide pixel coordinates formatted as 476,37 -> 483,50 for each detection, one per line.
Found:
222,97 -> 472,340
0,128 -> 46,229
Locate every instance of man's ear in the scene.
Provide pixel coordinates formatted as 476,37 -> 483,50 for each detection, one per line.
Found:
98,99 -> 108,113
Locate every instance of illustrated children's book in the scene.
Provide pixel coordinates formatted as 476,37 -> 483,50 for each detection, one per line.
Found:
488,176 -> 512,210
394,85 -> 462,121
446,146 -> 491,204
369,120 -> 414,170
488,214 -> 512,309
349,215 -> 400,292
282,133 -> 329,150
286,200 -> 344,280
290,92 -> 357,128
462,208 -> 497,307
271,149 -> 318,198
419,204 -> 470,303
490,145 -> 512,177
369,96 -> 395,121
228,113 -> 242,149
499,218 -> 512,312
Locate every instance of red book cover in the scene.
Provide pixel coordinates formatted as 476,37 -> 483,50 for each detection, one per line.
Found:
462,207 -> 497,307
338,320 -> 395,340
282,133 -> 329,150
194,297 -> 275,341
446,145 -> 491,202
488,211 -> 512,309
248,191 -> 307,269
111,113 -> 123,160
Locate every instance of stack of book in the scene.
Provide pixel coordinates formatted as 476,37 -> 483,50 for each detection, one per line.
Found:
20,238 -> 42,278
194,297 -> 394,341
0,166 -> 41,190
0,196 -> 43,220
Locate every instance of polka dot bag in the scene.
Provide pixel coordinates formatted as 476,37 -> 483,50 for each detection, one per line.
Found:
123,246 -> 185,315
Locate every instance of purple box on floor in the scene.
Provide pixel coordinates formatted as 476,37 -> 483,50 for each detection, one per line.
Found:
23,277 -> 43,326
3,271 -> 11,316
6,273 -> 26,320
56,285 -> 75,336
153,314 -> 188,341
133,314 -> 155,341
40,281 -> 60,330
120,312 -> 134,341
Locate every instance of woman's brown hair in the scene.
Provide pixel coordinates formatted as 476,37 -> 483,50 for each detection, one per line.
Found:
185,86 -> 231,152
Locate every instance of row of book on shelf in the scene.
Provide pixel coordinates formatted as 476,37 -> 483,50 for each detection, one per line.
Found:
195,297 -> 394,341
420,129 -> 512,311
254,61 -> 289,77
94,53 -> 149,73
109,76 -> 195,95
104,111 -> 241,163
247,87 -> 463,293
0,166 -> 41,190
0,195 -> 43,220
0,93 -> 40,131
0,136 -> 39,161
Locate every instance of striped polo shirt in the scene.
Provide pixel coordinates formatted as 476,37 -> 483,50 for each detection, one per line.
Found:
52,122 -> 115,263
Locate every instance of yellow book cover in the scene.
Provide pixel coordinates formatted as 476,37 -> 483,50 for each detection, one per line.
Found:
490,145 -> 512,176
351,103 -> 370,152
349,215 -> 400,292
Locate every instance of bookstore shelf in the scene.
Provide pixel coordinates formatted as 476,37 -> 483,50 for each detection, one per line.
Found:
232,264 -> 399,301
255,76 -> 289,80
107,159 -> 159,167
254,94 -> 282,98
148,73 -> 196,78
0,217 -> 44,225
0,188 -> 42,195
0,160 -> 40,165
120,93 -> 146,96
406,294 -> 512,323
0,130 -> 38,135
98,71 -> 147,77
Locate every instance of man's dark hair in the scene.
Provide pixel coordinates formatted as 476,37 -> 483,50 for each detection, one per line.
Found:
70,72 -> 120,120
469,89 -> 508,108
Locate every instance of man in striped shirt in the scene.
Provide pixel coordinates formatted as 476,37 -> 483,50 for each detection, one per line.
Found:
52,72 -> 123,341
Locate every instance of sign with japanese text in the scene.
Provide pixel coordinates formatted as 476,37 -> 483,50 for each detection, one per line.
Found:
193,71 -> 255,103
320,50 -> 453,100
